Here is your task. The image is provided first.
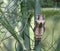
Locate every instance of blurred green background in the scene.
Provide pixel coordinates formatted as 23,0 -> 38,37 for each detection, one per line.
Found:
30,9 -> 60,51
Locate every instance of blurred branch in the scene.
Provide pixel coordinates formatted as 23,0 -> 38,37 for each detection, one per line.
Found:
0,16 -> 27,50
15,41 -> 17,51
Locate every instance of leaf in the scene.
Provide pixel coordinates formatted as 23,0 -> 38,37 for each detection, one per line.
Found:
0,16 -> 27,50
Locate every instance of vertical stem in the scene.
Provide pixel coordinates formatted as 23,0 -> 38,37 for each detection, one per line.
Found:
34,0 -> 41,51
17,0 -> 30,51
22,0 -> 30,50
34,0 -> 41,20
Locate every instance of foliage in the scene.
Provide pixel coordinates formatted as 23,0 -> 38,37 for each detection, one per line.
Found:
41,0 -> 60,7
0,0 -> 60,51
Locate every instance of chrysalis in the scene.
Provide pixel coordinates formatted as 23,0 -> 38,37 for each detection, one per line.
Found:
34,15 -> 45,41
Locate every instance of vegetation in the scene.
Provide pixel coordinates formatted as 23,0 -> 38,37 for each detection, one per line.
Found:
0,0 -> 60,51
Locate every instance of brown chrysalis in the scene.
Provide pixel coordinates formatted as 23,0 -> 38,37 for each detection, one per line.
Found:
34,15 -> 45,41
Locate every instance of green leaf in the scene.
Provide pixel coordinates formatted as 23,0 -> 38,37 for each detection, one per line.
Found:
0,16 -> 27,51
